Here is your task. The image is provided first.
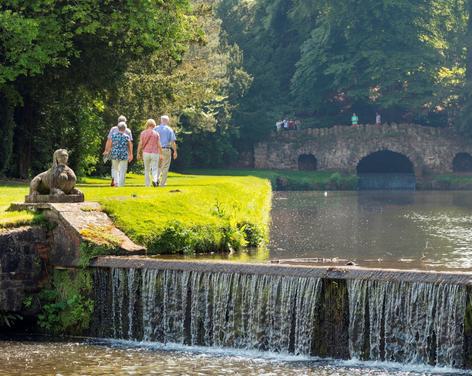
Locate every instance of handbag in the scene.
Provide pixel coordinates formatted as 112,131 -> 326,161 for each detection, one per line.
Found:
103,151 -> 111,163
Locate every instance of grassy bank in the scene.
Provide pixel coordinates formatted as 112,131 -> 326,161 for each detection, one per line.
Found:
185,169 -> 358,190
0,182 -> 41,229
0,172 -> 271,254
417,173 -> 472,190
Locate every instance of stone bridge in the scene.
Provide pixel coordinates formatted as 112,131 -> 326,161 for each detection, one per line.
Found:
254,124 -> 472,176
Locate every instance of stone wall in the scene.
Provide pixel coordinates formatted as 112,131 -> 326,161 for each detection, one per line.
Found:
254,124 -> 472,175
0,227 -> 48,311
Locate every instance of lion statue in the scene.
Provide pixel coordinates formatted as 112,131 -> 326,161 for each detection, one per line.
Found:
29,149 -> 83,198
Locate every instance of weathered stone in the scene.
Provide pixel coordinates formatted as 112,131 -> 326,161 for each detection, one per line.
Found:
256,124 -> 472,175
25,193 -> 84,203
0,226 -> 48,312
27,148 -> 83,203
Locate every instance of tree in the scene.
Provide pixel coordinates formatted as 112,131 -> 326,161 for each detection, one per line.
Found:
0,0 -> 193,177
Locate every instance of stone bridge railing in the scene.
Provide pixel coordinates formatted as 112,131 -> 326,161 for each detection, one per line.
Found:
271,123 -> 449,139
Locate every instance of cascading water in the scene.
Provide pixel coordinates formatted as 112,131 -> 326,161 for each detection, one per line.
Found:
348,279 -> 467,368
93,268 -> 322,356
92,266 -> 470,369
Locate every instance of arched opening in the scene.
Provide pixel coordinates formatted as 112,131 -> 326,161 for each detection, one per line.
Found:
357,150 -> 416,190
298,154 -> 317,171
452,153 -> 472,172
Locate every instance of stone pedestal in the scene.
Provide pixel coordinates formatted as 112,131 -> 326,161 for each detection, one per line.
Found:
25,193 -> 84,203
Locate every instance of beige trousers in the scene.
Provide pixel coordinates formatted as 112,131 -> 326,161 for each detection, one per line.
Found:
143,152 -> 159,187
158,148 -> 172,186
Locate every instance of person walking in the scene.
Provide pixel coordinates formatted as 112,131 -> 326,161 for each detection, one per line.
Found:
376,112 -> 381,126
106,115 -> 133,187
137,119 -> 163,187
103,121 -> 133,187
154,115 -> 177,187
351,113 -> 359,127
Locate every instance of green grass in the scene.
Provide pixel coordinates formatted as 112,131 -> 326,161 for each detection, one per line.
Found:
0,172 -> 272,254
185,169 -> 358,190
0,182 -> 38,229
434,173 -> 472,185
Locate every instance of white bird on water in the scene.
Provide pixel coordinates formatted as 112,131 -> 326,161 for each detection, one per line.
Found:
324,191 -> 328,197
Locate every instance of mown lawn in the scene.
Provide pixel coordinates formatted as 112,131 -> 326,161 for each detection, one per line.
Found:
185,168 -> 358,190
0,182 -> 38,229
0,172 -> 272,254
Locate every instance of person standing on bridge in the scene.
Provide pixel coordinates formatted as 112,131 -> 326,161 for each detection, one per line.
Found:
351,113 -> 359,127
376,112 -> 381,126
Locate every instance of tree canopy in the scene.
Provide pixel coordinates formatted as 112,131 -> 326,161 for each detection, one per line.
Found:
1,0 -> 472,176
219,0 -> 472,143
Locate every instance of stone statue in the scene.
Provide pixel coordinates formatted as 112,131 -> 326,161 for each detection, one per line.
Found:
26,149 -> 84,203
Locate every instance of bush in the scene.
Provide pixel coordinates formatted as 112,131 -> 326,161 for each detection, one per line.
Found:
37,270 -> 94,335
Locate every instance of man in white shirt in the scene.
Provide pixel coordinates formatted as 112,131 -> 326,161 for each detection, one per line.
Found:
154,115 -> 177,186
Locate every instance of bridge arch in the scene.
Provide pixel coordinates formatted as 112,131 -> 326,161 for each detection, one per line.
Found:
356,149 -> 417,190
356,150 -> 415,174
298,154 -> 317,171
452,152 -> 472,172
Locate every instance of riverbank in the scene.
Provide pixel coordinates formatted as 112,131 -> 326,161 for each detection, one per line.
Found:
0,172 -> 271,254
187,169 -> 472,191
186,169 -> 359,190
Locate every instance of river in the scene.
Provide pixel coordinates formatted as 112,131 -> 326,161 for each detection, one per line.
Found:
0,338 -> 467,375
270,191 -> 472,270
3,191 -> 472,375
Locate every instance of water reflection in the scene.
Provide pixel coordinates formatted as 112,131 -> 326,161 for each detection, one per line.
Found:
270,191 -> 472,270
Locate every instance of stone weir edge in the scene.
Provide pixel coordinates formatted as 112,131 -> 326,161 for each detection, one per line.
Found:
90,257 -> 472,285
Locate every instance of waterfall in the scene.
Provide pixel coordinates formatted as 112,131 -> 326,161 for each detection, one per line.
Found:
93,268 -> 322,355
92,267 -> 469,368
347,279 -> 467,368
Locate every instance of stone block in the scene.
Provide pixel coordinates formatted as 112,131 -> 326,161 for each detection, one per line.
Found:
25,193 -> 84,203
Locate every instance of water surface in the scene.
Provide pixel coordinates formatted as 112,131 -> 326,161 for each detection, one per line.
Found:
0,339 -> 465,376
270,191 -> 472,270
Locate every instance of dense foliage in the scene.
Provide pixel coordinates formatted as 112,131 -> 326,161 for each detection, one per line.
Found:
2,1 -> 472,175
0,0 -> 250,177
219,0 -> 472,144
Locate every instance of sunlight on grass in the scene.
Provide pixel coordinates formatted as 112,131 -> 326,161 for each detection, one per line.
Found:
0,172 -> 272,254
0,183 -> 36,229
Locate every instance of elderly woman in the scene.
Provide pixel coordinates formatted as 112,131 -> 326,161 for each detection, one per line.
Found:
137,119 -> 163,187
103,121 -> 133,187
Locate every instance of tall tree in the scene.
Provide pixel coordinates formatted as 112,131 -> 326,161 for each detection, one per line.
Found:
0,0 -> 193,177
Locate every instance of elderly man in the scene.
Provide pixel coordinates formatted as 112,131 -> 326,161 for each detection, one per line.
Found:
154,115 -> 177,186
106,115 -> 133,186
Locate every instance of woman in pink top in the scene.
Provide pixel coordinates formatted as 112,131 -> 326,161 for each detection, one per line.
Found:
137,119 -> 163,187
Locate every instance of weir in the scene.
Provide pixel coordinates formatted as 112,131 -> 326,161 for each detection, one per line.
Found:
90,258 -> 472,369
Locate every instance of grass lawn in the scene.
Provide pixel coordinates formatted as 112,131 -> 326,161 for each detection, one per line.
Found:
185,168 -> 358,190
0,182 -> 39,229
0,172 -> 272,254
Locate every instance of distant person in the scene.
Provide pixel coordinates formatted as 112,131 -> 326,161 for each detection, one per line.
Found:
137,119 -> 163,187
376,112 -> 381,126
283,119 -> 288,130
351,113 -> 359,127
275,121 -> 283,132
103,122 -> 133,187
106,115 -> 133,187
154,115 -> 177,187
